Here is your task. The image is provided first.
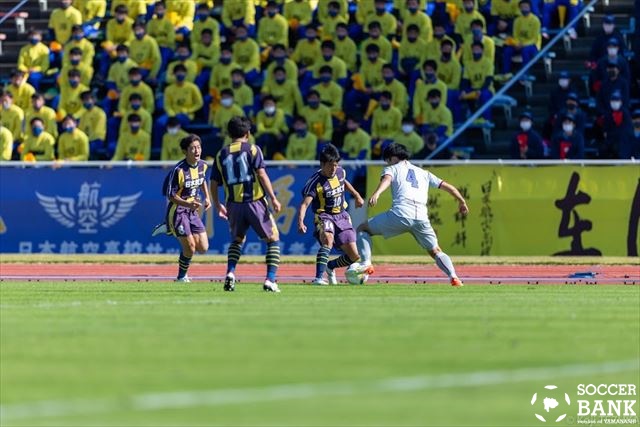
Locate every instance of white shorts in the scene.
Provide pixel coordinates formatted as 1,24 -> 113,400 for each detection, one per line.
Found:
367,211 -> 439,251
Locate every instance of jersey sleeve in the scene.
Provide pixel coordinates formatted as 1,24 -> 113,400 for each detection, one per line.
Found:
382,164 -> 396,180
427,171 -> 443,188
251,144 -> 266,170
168,167 -> 183,197
301,175 -> 318,198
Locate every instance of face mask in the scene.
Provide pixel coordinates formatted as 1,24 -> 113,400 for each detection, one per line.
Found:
64,126 -> 74,133
32,127 -> 44,136
320,76 -> 331,83
383,76 -> 394,83
380,102 -> 390,110
375,7 -> 385,14
237,34 -> 248,41
407,36 -> 417,43
72,34 -> 83,41
434,32 -> 444,39
116,17 -> 125,24
308,100 -> 319,108
267,10 -> 277,17
520,120 -> 532,131
175,74 -> 186,82
559,78 -> 569,88
220,56 -> 231,65
408,6 -> 418,13
130,78 -> 141,85
441,51 -> 451,60
402,124 -> 414,134
232,80 -> 242,87
178,54 -> 189,61
117,56 -> 127,63
603,24 -> 614,34
30,38 -> 40,45
337,33 -> 346,40
610,101 -> 622,110
567,103 -> 577,110
563,123 -> 574,133
472,52 -> 482,60
608,48 -> 618,56
275,77 -> 286,84
323,54 -> 332,61
220,98 -> 233,107
347,126 -> 358,132
131,103 -> 141,110
328,10 -> 338,17
425,71 -> 436,81
521,9 -> 530,16
135,32 -> 145,39
83,102 -> 93,110
429,101 -> 439,108
367,55 -> 377,62
306,35 -> 316,41
464,5 -> 474,12
156,12 -> 165,18
167,127 -> 179,135
472,29 -> 482,38
2,101 -> 10,109
296,129 -> 307,137
130,124 -> 140,132
69,80 -> 79,87
264,106 -> 276,115
198,13 -> 209,21
70,58 -> 80,65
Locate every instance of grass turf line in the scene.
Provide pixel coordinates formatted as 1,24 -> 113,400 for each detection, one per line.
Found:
1,254 -> 639,265
0,282 -> 638,426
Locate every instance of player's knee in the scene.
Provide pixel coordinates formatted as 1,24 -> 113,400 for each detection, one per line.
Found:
196,241 -> 209,254
428,246 -> 441,258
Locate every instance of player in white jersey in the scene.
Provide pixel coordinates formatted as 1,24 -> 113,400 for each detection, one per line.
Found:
356,143 -> 469,287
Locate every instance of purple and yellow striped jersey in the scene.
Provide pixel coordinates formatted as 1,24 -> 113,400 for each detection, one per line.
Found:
301,166 -> 349,215
166,159 -> 208,204
211,141 -> 266,203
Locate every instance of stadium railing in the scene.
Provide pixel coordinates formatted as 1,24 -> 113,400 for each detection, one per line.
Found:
426,0 -> 601,160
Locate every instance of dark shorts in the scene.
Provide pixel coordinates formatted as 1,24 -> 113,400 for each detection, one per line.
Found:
227,199 -> 278,240
314,211 -> 356,248
167,204 -> 206,237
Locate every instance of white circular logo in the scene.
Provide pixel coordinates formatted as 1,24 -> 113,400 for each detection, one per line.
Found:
531,385 -> 571,423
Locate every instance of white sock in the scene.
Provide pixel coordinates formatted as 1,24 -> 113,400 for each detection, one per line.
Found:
357,231 -> 372,265
434,252 -> 457,279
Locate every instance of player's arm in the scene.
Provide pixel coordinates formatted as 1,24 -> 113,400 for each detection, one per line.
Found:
344,179 -> 364,208
297,195 -> 313,233
199,179 -> 211,211
368,174 -> 392,207
209,178 -> 228,219
169,193 -> 201,211
439,181 -> 469,215
256,167 -> 282,214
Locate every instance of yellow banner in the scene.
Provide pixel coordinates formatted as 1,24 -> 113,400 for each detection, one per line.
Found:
365,165 -> 640,256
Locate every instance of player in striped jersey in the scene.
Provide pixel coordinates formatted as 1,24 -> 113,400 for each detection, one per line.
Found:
210,116 -> 282,292
356,143 -> 469,287
298,144 -> 365,285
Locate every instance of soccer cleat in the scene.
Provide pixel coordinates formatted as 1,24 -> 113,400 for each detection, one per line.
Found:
263,279 -> 281,293
175,275 -> 191,283
362,264 -> 375,275
151,222 -> 169,237
451,277 -> 464,287
224,272 -> 235,292
326,268 -> 337,285
312,277 -> 329,286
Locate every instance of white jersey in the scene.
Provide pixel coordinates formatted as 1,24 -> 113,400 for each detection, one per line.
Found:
381,160 -> 442,220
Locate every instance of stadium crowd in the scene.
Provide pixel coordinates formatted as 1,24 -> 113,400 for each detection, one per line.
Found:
0,0 -> 638,162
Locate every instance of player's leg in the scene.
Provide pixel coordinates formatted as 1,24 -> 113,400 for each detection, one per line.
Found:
327,214 -> 361,284
224,202 -> 249,291
190,210 -> 209,254
247,199 -> 281,292
356,221 -> 375,266
356,211 -> 406,266
176,235 -> 196,282
313,218 -> 335,285
411,220 -> 463,287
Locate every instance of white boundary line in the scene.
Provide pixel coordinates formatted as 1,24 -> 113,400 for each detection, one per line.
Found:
1,360 -> 638,421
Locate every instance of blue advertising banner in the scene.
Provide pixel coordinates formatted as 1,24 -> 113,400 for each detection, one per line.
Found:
0,165 -> 330,255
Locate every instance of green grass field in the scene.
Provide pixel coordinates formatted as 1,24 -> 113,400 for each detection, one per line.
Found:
1,281 -> 638,426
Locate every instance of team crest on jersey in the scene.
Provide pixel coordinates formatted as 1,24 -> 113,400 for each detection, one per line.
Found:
36,182 -> 142,234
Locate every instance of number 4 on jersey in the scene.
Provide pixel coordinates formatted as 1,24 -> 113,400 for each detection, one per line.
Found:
406,169 -> 419,189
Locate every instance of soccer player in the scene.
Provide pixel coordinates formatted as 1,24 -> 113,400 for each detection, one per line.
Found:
210,116 -> 282,293
356,143 -> 469,287
298,144 -> 365,285
164,134 -> 211,282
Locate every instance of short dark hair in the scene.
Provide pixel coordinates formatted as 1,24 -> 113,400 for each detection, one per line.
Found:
428,88 -> 442,98
129,93 -> 143,101
127,113 -> 141,122
173,64 -> 187,73
406,24 -> 420,33
321,40 -> 335,50
423,59 -> 437,70
319,143 -> 341,164
167,116 -> 180,127
227,116 -> 252,139
69,47 -> 82,55
80,90 -> 93,100
383,143 -> 410,161
319,65 -> 333,75
180,134 -> 201,150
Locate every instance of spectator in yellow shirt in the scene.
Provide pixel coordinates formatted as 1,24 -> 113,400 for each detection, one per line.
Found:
461,19 -> 495,65
119,67 -> 155,114
377,64 -> 409,116
436,39 -> 462,92
166,44 -> 198,84
394,117 -> 425,158
399,24 -> 427,77
26,93 -> 57,138
313,41 -> 348,85
76,91 -> 106,157
360,21 -> 393,64
364,0 -> 398,38
0,124 -> 13,161
194,29 -> 218,92
160,64 -> 204,130
104,5 -> 134,52
57,69 -> 89,119
166,0 -> 195,38
261,66 -> 304,119
221,0 -> 256,39
146,1 -> 175,72
264,44 -> 297,85
209,89 -> 245,144
192,3 -> 220,52
321,1 -> 348,41
255,96 -> 289,159
7,71 -> 35,112
112,113 -> 151,161
209,44 -> 240,93
232,25 -> 261,86
311,66 -> 344,123
1,90 -> 25,143
292,25 -> 322,73
342,116 -> 371,160
258,1 -> 289,48
17,30 -> 49,90
58,115 -> 89,161
49,0 -> 82,45
231,69 -> 254,117
402,0 -> 433,42
284,0 -> 313,42
371,91 -> 402,157
110,0 -> 146,20
21,118 -> 55,161
422,89 -> 453,141
455,0 -> 486,41
286,116 -> 317,160
73,0 -> 106,37
64,25 -> 95,68
301,90 -> 332,144
502,0 -> 540,73
413,59 -> 456,122
60,47 -> 94,87
460,41 -> 494,121
130,21 -> 162,82
161,117 -> 190,161
333,23 -> 357,73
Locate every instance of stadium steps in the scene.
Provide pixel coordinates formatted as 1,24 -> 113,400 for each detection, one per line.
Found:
477,0 -> 637,158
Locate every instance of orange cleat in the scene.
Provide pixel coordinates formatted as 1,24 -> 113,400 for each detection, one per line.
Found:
363,265 -> 375,275
451,277 -> 464,287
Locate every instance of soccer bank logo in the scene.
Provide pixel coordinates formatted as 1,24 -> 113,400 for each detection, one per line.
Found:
36,182 -> 141,234
531,385 -> 571,423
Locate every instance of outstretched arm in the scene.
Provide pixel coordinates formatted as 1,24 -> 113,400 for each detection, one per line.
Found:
297,196 -> 313,233
257,168 -> 282,214
344,179 -> 364,208
368,174 -> 392,207
439,181 -> 469,215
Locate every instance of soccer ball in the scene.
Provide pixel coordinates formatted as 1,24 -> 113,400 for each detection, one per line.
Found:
345,263 -> 370,285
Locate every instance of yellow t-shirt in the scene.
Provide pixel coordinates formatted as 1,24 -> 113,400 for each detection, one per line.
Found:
112,129 -> 151,160
58,128 -> 89,160
371,106 -> 402,140
286,132 -> 317,160
0,105 -> 25,140
76,106 -> 107,141
21,131 -> 55,160
164,82 -> 204,119
49,6 -> 82,44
